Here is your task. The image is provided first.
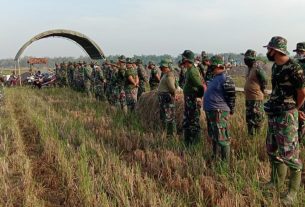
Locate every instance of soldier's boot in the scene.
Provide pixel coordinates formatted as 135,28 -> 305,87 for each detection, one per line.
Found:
166,122 -> 176,138
220,145 -> 230,162
264,162 -> 287,192
281,169 -> 301,206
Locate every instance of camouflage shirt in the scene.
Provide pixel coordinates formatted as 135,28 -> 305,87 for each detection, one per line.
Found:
268,58 -> 305,110
125,68 -> 137,89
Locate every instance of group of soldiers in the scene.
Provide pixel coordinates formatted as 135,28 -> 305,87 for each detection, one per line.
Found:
156,37 -> 305,206
52,36 -> 305,205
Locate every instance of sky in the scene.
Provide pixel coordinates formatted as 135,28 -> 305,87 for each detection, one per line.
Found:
1,0 -> 305,59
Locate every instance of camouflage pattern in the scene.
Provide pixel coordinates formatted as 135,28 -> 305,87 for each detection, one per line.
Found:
204,66 -> 214,85
83,64 -> 93,97
149,67 -> 159,91
124,66 -> 138,111
67,63 -> 74,87
210,55 -> 224,66
243,49 -> 257,60
296,60 -> 305,144
117,67 -> 126,108
109,68 -> 121,107
93,66 -> 106,101
264,59 -> 305,113
182,94 -> 201,143
104,63 -> 113,102
137,63 -> 148,98
293,42 -> 305,52
266,109 -> 302,170
263,36 -> 289,55
205,110 -> 230,146
178,66 -> 187,88
246,100 -> 264,135
158,92 -> 176,135
57,63 -> 68,87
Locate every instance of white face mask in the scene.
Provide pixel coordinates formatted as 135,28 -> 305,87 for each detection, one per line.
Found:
295,53 -> 305,60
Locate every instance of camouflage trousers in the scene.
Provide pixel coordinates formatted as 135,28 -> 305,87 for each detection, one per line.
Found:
246,100 -> 265,135
84,80 -> 92,98
183,94 -> 201,134
94,83 -> 106,101
205,110 -> 230,147
137,82 -> 146,98
125,87 -> 138,112
57,77 -> 68,87
266,109 -> 302,170
158,92 -> 175,125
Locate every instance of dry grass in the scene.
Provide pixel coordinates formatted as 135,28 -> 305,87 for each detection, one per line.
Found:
1,85 -> 305,207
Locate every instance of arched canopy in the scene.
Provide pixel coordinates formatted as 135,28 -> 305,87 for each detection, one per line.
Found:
15,29 -> 105,61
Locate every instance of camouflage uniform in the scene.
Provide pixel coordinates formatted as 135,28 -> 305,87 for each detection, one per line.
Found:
109,66 -> 120,107
181,50 -> 204,145
158,59 -> 177,136
136,59 -> 148,98
149,61 -> 160,91
243,49 -> 267,135
103,61 -> 113,102
178,63 -> 187,88
67,62 -> 74,88
124,58 -> 138,112
294,42 -> 305,144
263,36 -> 305,206
57,63 -> 68,87
93,66 -> 106,101
83,63 -> 93,97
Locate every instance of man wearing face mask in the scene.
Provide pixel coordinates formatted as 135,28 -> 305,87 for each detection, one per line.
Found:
294,42 -> 305,145
263,36 -> 305,206
243,49 -> 267,136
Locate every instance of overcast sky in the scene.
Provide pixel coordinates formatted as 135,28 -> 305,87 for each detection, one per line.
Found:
1,0 -> 305,59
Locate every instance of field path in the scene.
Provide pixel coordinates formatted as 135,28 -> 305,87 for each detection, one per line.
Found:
11,101 -> 69,207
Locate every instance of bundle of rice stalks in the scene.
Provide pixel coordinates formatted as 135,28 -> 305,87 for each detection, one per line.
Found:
135,90 -> 205,133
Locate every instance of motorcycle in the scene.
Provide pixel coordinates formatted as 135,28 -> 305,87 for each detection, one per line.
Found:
33,73 -> 57,89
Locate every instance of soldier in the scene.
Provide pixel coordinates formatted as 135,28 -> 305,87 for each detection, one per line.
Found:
178,60 -> 187,88
136,59 -> 148,98
117,55 -> 127,110
67,62 -> 74,88
109,60 -> 120,106
263,36 -> 305,206
124,58 -> 139,112
204,55 -> 236,162
148,61 -> 160,91
59,62 -> 68,87
157,59 -> 177,137
293,42 -> 305,144
83,61 -> 93,98
181,50 -> 204,146
243,49 -> 267,136
92,64 -> 106,101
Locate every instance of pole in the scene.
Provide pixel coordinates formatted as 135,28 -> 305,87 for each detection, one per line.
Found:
17,60 -> 21,86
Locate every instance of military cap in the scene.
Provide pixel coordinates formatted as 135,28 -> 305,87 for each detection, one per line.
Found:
210,55 -> 224,67
293,42 -> 305,52
148,61 -> 155,66
118,55 -> 126,63
263,36 -> 289,55
126,57 -> 134,64
242,49 -> 257,60
135,59 -> 142,64
159,59 -> 171,68
181,50 -> 195,63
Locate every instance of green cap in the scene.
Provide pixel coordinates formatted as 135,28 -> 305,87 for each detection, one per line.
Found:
293,42 -> 305,52
210,55 -> 224,67
242,49 -> 257,60
263,36 -> 289,55
181,50 -> 195,63
148,61 -> 155,66
136,59 -> 142,64
126,57 -> 134,64
159,59 -> 171,68
118,55 -> 126,63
